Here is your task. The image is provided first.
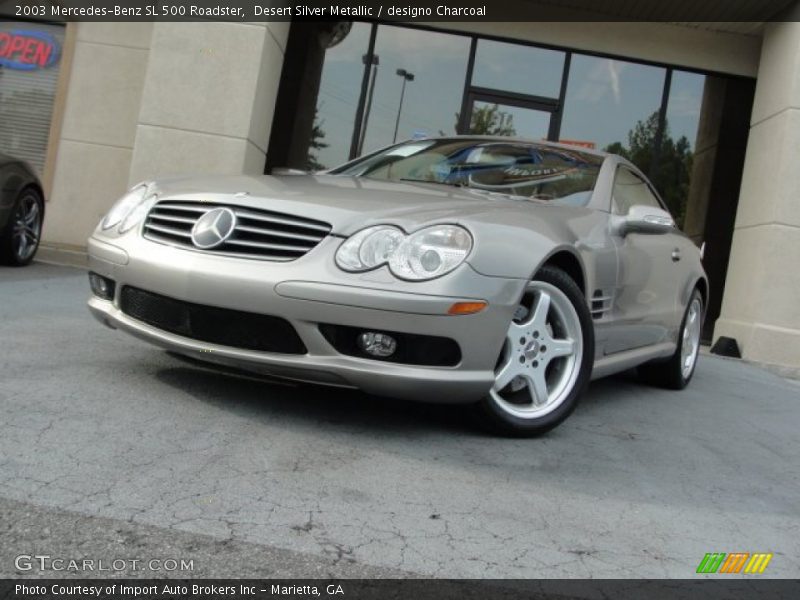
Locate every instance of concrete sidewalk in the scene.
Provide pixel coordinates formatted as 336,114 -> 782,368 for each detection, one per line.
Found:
1,263 -> 798,578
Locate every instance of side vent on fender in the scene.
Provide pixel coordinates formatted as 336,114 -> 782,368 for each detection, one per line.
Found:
591,289 -> 614,320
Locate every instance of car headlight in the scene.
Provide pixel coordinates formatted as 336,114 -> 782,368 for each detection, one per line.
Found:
335,226 -> 405,272
389,225 -> 473,280
101,184 -> 149,231
119,193 -> 156,233
335,224 -> 472,281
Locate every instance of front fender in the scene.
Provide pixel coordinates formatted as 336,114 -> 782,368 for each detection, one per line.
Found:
463,207 -> 609,292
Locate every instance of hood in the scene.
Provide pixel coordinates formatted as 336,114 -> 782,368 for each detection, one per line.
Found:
150,173 -> 587,237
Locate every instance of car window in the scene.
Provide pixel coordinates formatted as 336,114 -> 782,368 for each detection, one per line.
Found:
612,167 -> 663,215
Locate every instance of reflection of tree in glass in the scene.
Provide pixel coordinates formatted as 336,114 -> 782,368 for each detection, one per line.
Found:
451,104 -> 517,136
306,107 -> 329,171
605,111 -> 693,228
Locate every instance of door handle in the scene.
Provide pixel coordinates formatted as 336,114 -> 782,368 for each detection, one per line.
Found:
671,249 -> 681,262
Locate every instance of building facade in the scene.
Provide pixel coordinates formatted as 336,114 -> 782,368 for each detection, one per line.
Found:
2,14 -> 799,372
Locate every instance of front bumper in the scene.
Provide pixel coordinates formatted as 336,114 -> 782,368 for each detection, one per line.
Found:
87,234 -> 527,403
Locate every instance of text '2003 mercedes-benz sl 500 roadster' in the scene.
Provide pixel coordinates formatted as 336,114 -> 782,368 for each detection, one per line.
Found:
87,137 -> 707,435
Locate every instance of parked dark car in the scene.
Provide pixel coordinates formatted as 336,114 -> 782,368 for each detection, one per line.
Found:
0,152 -> 45,266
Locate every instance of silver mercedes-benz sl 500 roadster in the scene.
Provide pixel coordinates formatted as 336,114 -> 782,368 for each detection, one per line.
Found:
87,137 -> 707,435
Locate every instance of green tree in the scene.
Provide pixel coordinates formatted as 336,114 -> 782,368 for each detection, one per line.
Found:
451,104 -> 517,136
605,111 -> 693,228
306,108 -> 329,171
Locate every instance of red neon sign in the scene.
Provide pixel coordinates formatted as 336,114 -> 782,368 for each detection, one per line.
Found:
0,30 -> 60,71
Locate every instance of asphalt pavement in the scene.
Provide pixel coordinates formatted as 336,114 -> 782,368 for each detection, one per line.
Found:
1,263 -> 798,578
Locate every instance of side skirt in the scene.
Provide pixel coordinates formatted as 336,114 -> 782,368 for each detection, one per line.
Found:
590,342 -> 677,380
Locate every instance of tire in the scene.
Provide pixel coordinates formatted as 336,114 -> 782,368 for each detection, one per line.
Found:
638,289 -> 703,390
0,187 -> 44,267
475,265 -> 594,437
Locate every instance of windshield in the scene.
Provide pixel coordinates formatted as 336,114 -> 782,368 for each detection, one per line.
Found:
329,138 -> 604,206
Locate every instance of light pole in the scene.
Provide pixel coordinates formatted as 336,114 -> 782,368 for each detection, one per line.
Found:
392,68 -> 415,143
356,53 -> 380,156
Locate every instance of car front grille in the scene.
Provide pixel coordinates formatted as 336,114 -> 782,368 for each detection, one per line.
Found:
120,286 -> 307,354
142,201 -> 331,261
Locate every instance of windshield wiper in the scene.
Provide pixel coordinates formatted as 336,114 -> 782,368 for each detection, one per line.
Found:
465,187 -> 530,202
399,178 -> 463,188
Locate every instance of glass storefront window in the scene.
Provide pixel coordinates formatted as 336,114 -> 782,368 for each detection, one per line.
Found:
654,70 -> 705,226
472,39 -> 564,99
667,71 -> 704,146
358,26 -> 470,155
560,55 -> 666,160
305,20 -> 708,223
0,21 -> 65,175
312,22 -> 372,170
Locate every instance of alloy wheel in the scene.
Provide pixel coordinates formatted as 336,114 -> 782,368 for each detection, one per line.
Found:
681,297 -> 702,379
489,280 -> 583,419
12,194 -> 41,263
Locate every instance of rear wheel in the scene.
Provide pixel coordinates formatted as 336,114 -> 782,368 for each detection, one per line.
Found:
639,289 -> 703,390
1,188 -> 43,266
476,266 -> 594,436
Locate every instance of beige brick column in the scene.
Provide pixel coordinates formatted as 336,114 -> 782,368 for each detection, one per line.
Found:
43,23 -> 153,253
714,18 -> 800,370
127,21 -> 288,183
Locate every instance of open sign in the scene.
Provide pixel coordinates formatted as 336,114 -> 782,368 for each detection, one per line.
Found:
0,30 -> 60,71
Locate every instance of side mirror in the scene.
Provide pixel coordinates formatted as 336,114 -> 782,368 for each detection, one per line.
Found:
613,205 -> 675,236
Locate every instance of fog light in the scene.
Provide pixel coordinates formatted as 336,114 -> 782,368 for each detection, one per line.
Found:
88,272 -> 115,300
357,332 -> 397,358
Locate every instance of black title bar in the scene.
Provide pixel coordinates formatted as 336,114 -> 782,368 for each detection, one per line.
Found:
1,0 -> 798,22
3,579 -> 800,600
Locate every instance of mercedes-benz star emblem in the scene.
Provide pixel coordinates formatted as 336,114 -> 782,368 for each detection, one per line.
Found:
191,207 -> 237,249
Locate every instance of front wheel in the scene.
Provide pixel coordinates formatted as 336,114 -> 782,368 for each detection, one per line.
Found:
475,266 -> 594,436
